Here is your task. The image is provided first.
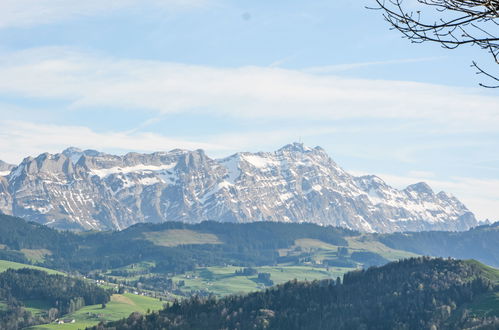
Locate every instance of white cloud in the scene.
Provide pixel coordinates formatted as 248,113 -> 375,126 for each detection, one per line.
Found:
0,120 -> 341,163
304,57 -> 445,74
0,0 -> 209,28
0,47 -> 498,132
0,48 -> 497,220
206,127 -> 342,153
0,120 -> 228,163
407,170 -> 436,178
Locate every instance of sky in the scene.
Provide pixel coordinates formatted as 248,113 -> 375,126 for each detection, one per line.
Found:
0,0 -> 498,220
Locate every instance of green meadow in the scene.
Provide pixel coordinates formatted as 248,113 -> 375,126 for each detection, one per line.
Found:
0,260 -> 63,275
172,264 -> 352,296
30,293 -> 165,330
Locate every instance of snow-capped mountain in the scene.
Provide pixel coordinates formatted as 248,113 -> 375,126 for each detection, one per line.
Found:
0,143 -> 478,232
0,160 -> 14,175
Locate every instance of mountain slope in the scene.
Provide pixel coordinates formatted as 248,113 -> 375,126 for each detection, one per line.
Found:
0,160 -> 14,173
93,258 -> 499,330
0,143 -> 477,232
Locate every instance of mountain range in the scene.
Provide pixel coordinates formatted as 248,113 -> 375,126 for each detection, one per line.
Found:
0,143 -> 478,232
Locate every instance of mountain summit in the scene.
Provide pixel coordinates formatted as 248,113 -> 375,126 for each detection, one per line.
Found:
0,160 -> 14,173
0,143 -> 477,232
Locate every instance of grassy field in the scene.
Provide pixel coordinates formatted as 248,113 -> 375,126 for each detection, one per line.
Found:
105,261 -> 156,281
345,236 -> 419,261
172,264 -> 353,296
165,236 -> 419,297
21,248 -> 52,263
278,238 -> 339,258
25,299 -> 54,316
465,259 -> 499,284
470,292 -> 499,317
30,293 -> 166,330
278,236 -> 418,265
0,260 -> 63,275
464,260 -> 499,318
143,229 -> 222,247
294,238 -> 339,251
0,260 -> 164,329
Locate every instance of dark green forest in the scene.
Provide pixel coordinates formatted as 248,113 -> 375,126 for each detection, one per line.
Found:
0,268 -> 110,329
0,214 -> 354,274
92,258 -> 499,330
0,215 -> 499,329
378,222 -> 499,267
0,214 -> 498,276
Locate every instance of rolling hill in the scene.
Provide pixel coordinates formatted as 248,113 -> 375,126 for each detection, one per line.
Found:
93,258 -> 499,330
0,214 -> 498,297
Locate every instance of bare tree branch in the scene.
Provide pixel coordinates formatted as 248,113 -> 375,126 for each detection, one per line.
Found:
370,0 -> 499,87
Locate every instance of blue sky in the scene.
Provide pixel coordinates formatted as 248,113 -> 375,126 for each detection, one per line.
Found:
0,0 -> 498,220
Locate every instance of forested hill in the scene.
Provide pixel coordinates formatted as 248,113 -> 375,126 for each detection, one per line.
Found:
0,214 -> 498,273
0,215 -> 499,273
0,268 -> 110,329
378,222 -> 499,267
0,214 -> 355,273
94,258 -> 499,330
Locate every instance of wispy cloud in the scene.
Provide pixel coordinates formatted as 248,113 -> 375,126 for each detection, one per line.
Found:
0,0 -> 209,28
0,47 -> 498,132
304,57 -> 445,74
0,120 -> 351,163
0,120 -> 228,163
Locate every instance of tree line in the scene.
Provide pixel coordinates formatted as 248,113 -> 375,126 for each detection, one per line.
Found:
93,257 -> 499,330
0,268 -> 110,329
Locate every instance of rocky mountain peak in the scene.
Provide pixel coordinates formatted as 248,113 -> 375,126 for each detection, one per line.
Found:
354,175 -> 387,189
0,160 -> 14,174
62,147 -> 83,163
62,146 -> 83,155
437,191 -> 453,200
276,142 -> 329,158
0,144 -> 479,233
62,147 -> 104,165
278,142 -> 312,152
405,182 -> 434,195
0,160 -> 13,169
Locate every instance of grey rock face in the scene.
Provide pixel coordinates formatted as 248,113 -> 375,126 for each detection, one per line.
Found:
0,161 -> 14,213
0,144 -> 478,232
0,160 -> 14,172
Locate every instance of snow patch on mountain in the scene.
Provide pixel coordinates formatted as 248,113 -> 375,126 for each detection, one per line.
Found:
0,143 -> 478,233
242,154 -> 279,169
89,163 -> 177,178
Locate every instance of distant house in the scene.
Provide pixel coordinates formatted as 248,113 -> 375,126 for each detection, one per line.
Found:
56,319 -> 76,324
